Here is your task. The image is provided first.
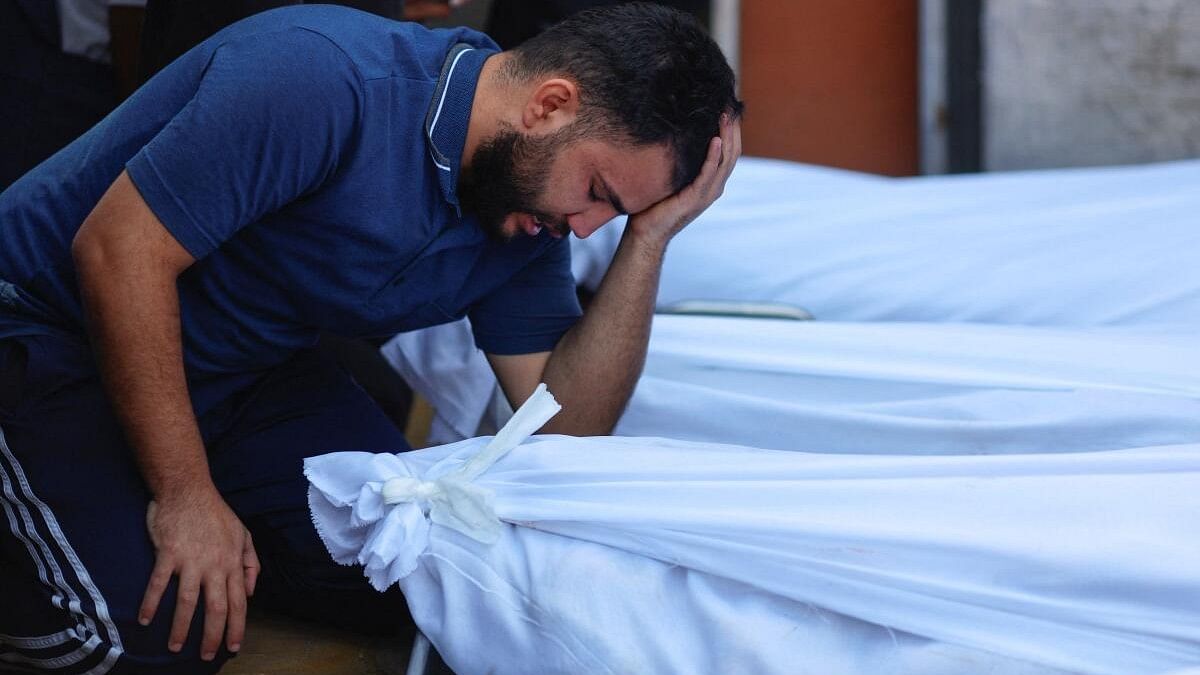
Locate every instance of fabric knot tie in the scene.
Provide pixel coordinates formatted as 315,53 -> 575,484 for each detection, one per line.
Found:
382,476 -> 442,504
382,383 -> 561,546
303,383 -> 562,590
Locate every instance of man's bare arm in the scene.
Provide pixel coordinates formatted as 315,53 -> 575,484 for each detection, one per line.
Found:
489,115 -> 742,435
72,170 -> 258,661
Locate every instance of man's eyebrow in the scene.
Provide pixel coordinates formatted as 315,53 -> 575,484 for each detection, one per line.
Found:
598,176 -> 628,215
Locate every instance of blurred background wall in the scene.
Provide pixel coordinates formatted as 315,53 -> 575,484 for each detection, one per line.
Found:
723,0 -> 1200,176
984,0 -> 1200,171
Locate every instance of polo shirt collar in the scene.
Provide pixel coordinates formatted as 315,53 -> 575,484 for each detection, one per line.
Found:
425,43 -> 494,216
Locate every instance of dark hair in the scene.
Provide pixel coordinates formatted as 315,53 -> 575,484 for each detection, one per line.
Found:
504,2 -> 744,192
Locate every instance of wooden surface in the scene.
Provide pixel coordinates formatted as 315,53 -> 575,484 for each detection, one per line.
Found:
405,394 -> 435,449
221,606 -> 413,675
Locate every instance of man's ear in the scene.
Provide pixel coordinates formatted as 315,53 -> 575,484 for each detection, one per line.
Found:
521,77 -> 579,133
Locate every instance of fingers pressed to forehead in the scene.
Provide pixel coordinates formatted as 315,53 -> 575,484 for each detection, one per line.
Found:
703,136 -> 723,174
721,119 -> 741,152
720,124 -> 742,173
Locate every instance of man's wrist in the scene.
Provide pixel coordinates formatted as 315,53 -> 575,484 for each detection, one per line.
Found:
622,216 -> 672,258
142,459 -> 218,504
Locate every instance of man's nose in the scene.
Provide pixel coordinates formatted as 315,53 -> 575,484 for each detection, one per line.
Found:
567,206 -> 617,239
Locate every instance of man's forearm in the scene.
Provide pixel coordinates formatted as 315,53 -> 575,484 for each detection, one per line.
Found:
540,227 -> 667,435
490,115 -> 741,436
72,171 -> 212,500
75,245 -> 213,499
73,170 -> 257,658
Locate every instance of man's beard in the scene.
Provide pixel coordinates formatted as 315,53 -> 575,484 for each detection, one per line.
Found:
458,125 -> 570,241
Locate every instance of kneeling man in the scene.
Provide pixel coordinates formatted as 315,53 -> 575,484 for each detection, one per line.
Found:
0,3 -> 741,672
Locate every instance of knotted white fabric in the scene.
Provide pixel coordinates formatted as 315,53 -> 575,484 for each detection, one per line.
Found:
305,384 -> 560,590
308,430 -> 1200,674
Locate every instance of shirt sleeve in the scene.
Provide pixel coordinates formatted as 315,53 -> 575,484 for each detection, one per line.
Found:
468,238 -> 583,355
125,27 -> 361,260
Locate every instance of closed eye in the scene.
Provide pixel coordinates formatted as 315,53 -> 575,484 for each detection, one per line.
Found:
594,177 -> 628,215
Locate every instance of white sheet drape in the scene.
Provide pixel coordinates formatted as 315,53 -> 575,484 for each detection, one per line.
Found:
308,431 -> 1200,675
358,158 -> 1200,673
386,157 -> 1200,444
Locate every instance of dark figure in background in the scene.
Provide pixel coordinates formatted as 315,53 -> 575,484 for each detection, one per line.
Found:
138,0 -> 406,79
0,0 -> 142,189
486,0 -> 709,49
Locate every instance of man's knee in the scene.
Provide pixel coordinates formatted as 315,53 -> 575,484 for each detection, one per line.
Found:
0,561 -> 235,675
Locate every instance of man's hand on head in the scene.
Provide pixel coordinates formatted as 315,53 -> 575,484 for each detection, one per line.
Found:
625,114 -> 742,249
529,115 -> 740,436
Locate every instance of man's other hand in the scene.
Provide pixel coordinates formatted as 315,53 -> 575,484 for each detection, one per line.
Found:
626,113 -> 742,248
139,489 -> 260,661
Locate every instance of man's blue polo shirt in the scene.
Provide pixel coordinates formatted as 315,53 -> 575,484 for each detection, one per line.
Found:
0,5 -> 581,377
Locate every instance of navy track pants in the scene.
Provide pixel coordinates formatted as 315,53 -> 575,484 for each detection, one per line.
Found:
0,335 -> 414,674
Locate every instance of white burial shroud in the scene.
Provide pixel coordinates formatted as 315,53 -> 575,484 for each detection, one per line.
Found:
306,386 -> 1200,675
